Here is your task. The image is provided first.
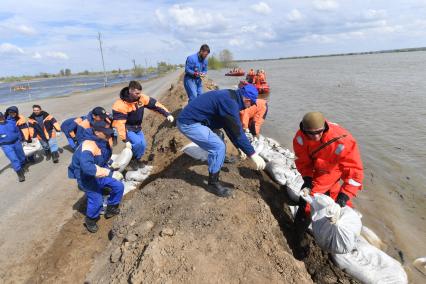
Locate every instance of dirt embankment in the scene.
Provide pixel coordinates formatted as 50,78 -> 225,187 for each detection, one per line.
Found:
30,76 -> 357,283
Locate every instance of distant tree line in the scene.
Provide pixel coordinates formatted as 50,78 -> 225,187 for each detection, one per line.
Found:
208,49 -> 236,70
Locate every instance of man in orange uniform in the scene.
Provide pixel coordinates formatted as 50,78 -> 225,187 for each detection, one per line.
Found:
112,81 -> 174,162
28,105 -> 61,163
292,112 -> 364,258
240,96 -> 268,137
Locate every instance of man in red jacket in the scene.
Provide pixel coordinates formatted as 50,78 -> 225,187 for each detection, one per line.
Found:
292,111 -> 364,258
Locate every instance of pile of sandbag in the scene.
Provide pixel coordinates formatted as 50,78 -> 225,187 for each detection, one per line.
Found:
23,139 -> 42,157
110,143 -> 153,196
182,142 -> 208,161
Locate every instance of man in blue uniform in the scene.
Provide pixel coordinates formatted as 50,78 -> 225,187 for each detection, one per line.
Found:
68,121 -> 124,233
177,84 -> 266,197
0,112 -> 26,182
184,44 -> 210,102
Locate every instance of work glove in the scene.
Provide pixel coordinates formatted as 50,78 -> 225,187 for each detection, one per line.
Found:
244,128 -> 250,133
239,149 -> 247,160
22,141 -> 28,146
56,131 -> 62,137
250,153 -> 266,170
125,142 -> 132,149
193,71 -> 200,78
166,115 -> 174,123
112,171 -> 124,181
336,192 -> 350,207
302,176 -> 313,190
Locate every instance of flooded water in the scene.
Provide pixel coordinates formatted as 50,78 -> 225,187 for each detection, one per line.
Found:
208,51 -> 426,282
0,73 -> 157,104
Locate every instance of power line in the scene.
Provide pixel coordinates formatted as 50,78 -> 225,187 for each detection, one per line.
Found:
98,32 -> 107,87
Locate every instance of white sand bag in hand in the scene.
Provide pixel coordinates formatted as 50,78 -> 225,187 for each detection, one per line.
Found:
23,139 -> 42,157
333,237 -> 408,284
123,180 -> 141,195
125,165 -> 153,182
111,144 -> 133,172
311,194 -> 362,254
182,142 -> 208,161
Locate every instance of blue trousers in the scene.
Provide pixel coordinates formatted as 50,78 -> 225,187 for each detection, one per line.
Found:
65,135 -> 78,150
40,138 -> 59,152
178,122 -> 225,174
1,140 -> 26,172
127,130 -> 146,160
80,177 -> 124,219
184,76 -> 203,103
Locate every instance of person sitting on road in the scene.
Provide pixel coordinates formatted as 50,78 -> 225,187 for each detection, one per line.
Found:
292,111 -> 364,258
28,105 -> 61,163
5,106 -> 31,143
177,84 -> 266,198
61,107 -> 114,151
112,81 -> 174,165
0,112 -> 26,182
68,121 -> 124,233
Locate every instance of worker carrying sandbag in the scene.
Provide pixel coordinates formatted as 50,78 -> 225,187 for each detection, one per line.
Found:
0,112 -> 26,182
61,107 -> 113,151
177,84 -> 266,198
292,112 -> 364,258
240,96 -> 268,137
112,81 -> 174,165
68,121 -> 124,233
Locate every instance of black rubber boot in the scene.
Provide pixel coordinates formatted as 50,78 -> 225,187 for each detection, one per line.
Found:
44,149 -> 51,160
85,217 -> 99,233
105,204 -> 120,219
51,151 -> 59,163
17,169 -> 25,182
293,205 -> 311,260
208,172 -> 233,197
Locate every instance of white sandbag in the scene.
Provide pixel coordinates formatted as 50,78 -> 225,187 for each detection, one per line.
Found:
333,237 -> 408,284
286,174 -> 304,202
125,165 -> 153,182
265,160 -> 288,185
361,226 -> 385,250
182,142 -> 208,161
311,194 -> 362,254
23,139 -> 42,157
111,146 -> 133,172
413,257 -> 426,275
123,180 -> 141,195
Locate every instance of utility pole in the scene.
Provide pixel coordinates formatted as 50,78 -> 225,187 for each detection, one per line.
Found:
98,32 -> 107,87
132,59 -> 137,71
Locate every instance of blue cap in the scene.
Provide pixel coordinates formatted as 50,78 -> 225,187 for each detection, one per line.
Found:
92,121 -> 114,136
239,84 -> 258,103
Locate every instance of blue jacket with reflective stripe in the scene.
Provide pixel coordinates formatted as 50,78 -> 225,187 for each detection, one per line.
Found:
0,118 -> 20,146
178,89 -> 255,156
185,53 -> 208,77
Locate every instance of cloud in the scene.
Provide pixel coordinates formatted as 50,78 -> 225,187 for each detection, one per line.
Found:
0,43 -> 24,54
32,52 -> 42,59
363,9 -> 387,20
45,51 -> 69,60
313,0 -> 339,11
251,2 -> 272,15
287,9 -> 303,22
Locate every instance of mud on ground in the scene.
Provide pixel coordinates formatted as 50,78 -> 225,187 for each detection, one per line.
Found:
30,76 -> 357,283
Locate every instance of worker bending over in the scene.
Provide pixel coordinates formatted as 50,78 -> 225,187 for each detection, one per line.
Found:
68,121 -> 124,233
240,95 -> 268,137
292,111 -> 364,258
177,84 -> 266,198
112,81 -> 173,164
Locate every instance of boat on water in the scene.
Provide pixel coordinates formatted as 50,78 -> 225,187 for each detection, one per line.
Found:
225,68 -> 245,76
11,84 -> 31,92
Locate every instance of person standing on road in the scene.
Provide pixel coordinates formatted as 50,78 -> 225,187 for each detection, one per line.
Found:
112,81 -> 174,164
68,121 -> 124,233
184,44 -> 210,103
28,104 -> 61,163
177,84 -> 266,198
0,112 -> 26,182
292,111 -> 364,258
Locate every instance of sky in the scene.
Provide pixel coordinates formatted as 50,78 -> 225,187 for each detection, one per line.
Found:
0,0 -> 425,76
